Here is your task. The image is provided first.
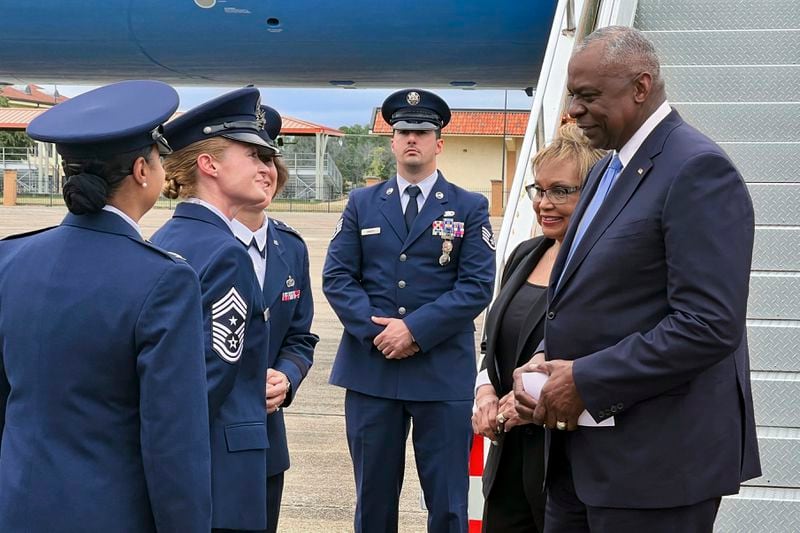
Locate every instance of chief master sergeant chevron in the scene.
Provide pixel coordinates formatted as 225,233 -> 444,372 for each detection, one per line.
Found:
323,89 -> 496,533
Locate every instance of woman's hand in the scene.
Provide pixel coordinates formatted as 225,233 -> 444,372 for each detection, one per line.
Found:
471,384 -> 501,442
497,391 -> 530,431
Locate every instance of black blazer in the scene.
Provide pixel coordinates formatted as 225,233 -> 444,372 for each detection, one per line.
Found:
479,235 -> 553,497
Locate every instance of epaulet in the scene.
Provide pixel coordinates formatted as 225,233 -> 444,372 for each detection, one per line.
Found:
271,218 -> 303,239
140,238 -> 188,263
1,226 -> 57,241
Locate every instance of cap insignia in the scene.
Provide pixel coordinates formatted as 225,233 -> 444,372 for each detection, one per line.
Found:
406,91 -> 421,106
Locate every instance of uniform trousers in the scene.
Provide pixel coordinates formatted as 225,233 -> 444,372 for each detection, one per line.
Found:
266,472 -> 284,533
212,473 -> 282,533
544,439 -> 721,533
345,390 -> 473,533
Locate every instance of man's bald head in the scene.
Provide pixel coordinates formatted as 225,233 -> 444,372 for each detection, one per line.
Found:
575,26 -> 665,97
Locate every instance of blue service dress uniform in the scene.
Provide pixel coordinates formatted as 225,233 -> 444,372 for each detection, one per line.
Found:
323,173 -> 496,532
152,202 -> 271,531
261,218 -> 317,473
0,211 -> 212,532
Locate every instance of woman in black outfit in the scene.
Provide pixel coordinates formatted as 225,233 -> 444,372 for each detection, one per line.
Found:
472,122 -> 605,532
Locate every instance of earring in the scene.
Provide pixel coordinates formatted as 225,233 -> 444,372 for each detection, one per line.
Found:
142,182 -> 148,188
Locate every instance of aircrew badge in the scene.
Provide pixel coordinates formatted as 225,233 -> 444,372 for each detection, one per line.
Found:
211,286 -> 248,363
406,91 -> 421,105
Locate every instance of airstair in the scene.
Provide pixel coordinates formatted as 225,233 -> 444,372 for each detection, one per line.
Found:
495,1 -> 800,531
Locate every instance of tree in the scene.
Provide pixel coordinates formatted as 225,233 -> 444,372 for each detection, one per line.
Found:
0,96 -> 36,150
329,124 -> 395,187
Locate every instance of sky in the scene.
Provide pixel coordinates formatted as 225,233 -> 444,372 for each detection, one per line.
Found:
46,85 -> 534,130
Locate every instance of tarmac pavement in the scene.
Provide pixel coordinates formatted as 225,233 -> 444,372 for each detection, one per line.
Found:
0,205 -> 499,532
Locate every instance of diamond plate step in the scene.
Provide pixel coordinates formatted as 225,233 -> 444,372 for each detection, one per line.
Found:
646,30 -> 800,66
747,321 -> 800,372
748,273 -> 800,320
747,428 -> 800,488
749,184 -> 800,225
636,0 -> 800,31
672,103 -> 800,143
753,228 -> 800,271
751,373 -> 800,428
716,487 -> 800,533
721,143 -> 800,183
664,66 -> 800,103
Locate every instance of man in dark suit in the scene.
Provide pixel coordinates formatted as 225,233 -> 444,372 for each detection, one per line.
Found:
323,89 -> 495,532
513,26 -> 761,532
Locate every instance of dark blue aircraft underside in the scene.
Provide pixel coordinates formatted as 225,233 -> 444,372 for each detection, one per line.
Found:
0,0 -> 557,89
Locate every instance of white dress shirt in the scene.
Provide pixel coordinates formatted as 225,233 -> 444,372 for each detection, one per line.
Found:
397,171 -> 438,214
184,198 -> 233,230
102,205 -> 141,235
617,100 -> 672,169
231,217 -> 268,290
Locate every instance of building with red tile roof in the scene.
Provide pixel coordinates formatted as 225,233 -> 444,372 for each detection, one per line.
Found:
0,85 -> 68,108
371,108 -> 529,204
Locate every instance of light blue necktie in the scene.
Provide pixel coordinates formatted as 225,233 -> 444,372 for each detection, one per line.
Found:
557,155 -> 623,289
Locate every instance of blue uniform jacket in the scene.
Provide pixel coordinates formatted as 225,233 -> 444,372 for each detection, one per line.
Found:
262,218 -> 318,476
323,173 -> 495,401
0,211 -> 211,532
152,202 -> 270,530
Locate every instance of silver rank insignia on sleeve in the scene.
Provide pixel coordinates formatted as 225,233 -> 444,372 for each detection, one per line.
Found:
331,216 -> 343,240
482,226 -> 496,251
211,287 -> 248,363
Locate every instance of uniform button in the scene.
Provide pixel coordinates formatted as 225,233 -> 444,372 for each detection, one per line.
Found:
617,403 -> 624,410
399,254 -> 407,262
398,307 -> 407,315
610,406 -> 617,413
547,311 -> 555,319
398,280 -> 406,288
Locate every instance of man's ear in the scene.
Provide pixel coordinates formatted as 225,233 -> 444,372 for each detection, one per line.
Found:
633,72 -> 653,104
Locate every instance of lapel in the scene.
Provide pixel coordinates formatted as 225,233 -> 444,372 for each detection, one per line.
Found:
402,171 -> 449,252
485,238 -> 553,387
61,210 -> 142,241
552,109 -> 683,302
172,202 -> 233,236
378,177 -> 408,242
549,155 -> 609,300
263,219 -> 290,308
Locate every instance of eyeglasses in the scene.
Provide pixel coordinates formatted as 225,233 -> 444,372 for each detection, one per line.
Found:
150,126 -> 173,156
525,184 -> 581,204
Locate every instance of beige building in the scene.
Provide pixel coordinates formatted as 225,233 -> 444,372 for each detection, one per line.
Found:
371,108 -> 528,214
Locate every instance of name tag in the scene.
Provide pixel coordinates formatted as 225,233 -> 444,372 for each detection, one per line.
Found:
361,227 -> 381,236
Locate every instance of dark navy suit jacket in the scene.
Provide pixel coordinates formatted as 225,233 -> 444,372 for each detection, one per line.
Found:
152,202 -> 270,530
262,218 -> 318,477
545,109 -> 761,508
323,173 -> 495,401
0,211 -> 211,532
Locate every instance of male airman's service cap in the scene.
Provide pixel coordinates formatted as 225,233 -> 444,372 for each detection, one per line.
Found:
164,87 -> 273,152
26,80 -> 178,159
257,105 -> 282,155
381,89 -> 451,131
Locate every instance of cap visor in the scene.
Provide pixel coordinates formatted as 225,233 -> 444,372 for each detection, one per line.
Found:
222,132 -> 271,148
392,120 -> 438,131
258,145 -> 280,157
